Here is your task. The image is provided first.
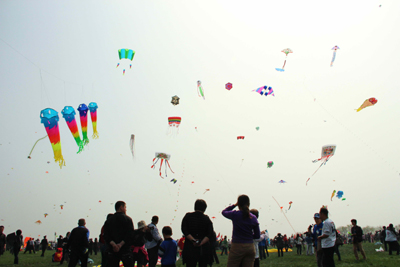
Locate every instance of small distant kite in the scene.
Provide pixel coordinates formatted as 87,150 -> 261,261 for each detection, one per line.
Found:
117,48 -> 135,75
44,213 -> 48,218
170,179 -> 177,184
171,95 -> 180,106
237,136 -> 244,140
129,134 -> 135,158
253,86 -> 274,96
40,108 -> 65,168
60,205 -> 64,210
331,190 -> 336,201
275,48 -> 293,72
151,152 -> 174,178
278,180 -> 287,184
336,190 -> 344,199
35,220 -> 42,225
356,98 -> 377,112
167,117 -> 181,135
267,161 -> 274,168
197,81 -> 205,99
331,46 -> 339,67
225,83 -> 232,90
255,127 -> 260,131
306,145 -> 336,185
288,201 -> 293,210
342,198 -> 346,201
204,189 -> 210,194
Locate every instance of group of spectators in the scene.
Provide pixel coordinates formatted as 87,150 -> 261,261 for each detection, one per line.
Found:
1,198 -> 400,267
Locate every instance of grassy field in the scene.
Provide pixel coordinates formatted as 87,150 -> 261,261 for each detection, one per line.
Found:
0,243 -> 399,266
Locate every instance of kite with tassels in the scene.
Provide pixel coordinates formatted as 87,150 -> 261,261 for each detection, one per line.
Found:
306,145 -> 336,185
88,102 -> 99,139
61,106 -> 84,153
40,108 -> 65,168
151,152 -> 174,178
167,117 -> 181,135
117,48 -> 135,75
77,104 -> 90,146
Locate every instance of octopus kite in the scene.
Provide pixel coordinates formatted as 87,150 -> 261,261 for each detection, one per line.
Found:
40,108 -> 65,168
77,104 -> 90,146
151,152 -> 174,178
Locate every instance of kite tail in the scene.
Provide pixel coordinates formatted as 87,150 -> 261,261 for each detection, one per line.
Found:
331,51 -> 336,67
28,135 -> 48,159
159,159 -> 164,178
306,178 -> 310,186
282,59 -> 286,69
151,158 -> 159,169
166,160 -> 174,174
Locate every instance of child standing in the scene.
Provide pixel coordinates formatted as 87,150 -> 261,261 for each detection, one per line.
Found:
158,226 -> 178,267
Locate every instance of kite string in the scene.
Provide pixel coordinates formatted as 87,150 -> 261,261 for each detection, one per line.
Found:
272,196 -> 296,234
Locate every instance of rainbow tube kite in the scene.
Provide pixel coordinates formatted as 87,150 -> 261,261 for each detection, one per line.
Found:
40,108 -> 65,168
61,106 -> 84,153
77,104 -> 89,146
88,102 -> 99,139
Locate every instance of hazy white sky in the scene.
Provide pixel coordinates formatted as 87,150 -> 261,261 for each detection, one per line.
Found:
1,0 -> 399,240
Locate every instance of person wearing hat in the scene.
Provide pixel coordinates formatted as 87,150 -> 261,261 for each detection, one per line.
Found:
132,220 -> 149,267
308,213 -> 323,267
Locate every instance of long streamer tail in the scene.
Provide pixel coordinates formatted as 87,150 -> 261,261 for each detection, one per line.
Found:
282,59 -> 287,69
28,136 -> 48,158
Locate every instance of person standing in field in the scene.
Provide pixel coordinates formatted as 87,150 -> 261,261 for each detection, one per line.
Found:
67,219 -> 89,267
40,235 -> 48,257
350,219 -> 366,260
318,207 -> 336,267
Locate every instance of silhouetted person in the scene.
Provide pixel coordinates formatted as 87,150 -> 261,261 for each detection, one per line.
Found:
40,236 -> 48,257
67,219 -> 89,267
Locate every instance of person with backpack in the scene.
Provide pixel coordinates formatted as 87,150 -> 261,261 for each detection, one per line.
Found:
351,219 -> 366,260
145,216 -> 163,267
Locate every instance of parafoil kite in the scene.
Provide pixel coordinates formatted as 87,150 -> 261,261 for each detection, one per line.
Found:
61,106 -> 84,154
170,179 -> 177,184
117,48 -> 135,75
278,180 -> 287,184
275,48 -> 293,72
151,152 -> 174,178
197,81 -> 205,99
167,117 -> 181,135
88,102 -> 99,139
171,95 -> 180,106
336,190 -> 344,199
253,86 -> 274,96
331,190 -> 336,201
356,98 -> 377,112
44,213 -> 48,218
225,83 -> 232,90
306,145 -> 336,185
237,136 -> 244,140
267,161 -> 274,168
130,134 -> 135,158
331,46 -> 339,67
77,104 -> 90,146
40,108 -> 65,168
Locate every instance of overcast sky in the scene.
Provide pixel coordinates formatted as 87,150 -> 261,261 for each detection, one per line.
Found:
1,0 -> 399,240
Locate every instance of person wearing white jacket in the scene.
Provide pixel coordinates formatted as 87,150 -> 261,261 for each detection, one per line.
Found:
385,224 -> 399,255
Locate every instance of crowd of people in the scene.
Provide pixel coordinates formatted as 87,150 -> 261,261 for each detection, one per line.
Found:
0,198 -> 399,267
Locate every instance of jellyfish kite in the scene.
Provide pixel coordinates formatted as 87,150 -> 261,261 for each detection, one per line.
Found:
197,81 -> 205,99
225,83 -> 232,90
88,102 -> 99,139
356,98 -> 377,112
336,190 -> 344,199
117,48 -> 135,75
129,134 -> 135,158
40,108 -> 65,168
167,117 -> 181,135
61,106 -> 84,154
171,95 -> 180,106
252,86 -> 274,96
151,152 -> 174,178
275,48 -> 293,72
77,104 -> 89,146
267,161 -> 274,168
331,46 -> 340,67
306,145 -> 336,185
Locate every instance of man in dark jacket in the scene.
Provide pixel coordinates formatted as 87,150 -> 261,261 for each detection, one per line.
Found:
67,219 -> 89,267
351,219 -> 366,260
104,201 -> 135,267
40,236 -> 48,257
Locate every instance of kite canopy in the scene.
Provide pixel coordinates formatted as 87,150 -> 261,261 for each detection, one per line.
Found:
40,108 -> 59,122
281,48 -> 293,55
88,102 -> 98,112
155,152 -> 171,160
118,49 -> 135,60
61,106 -> 75,117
